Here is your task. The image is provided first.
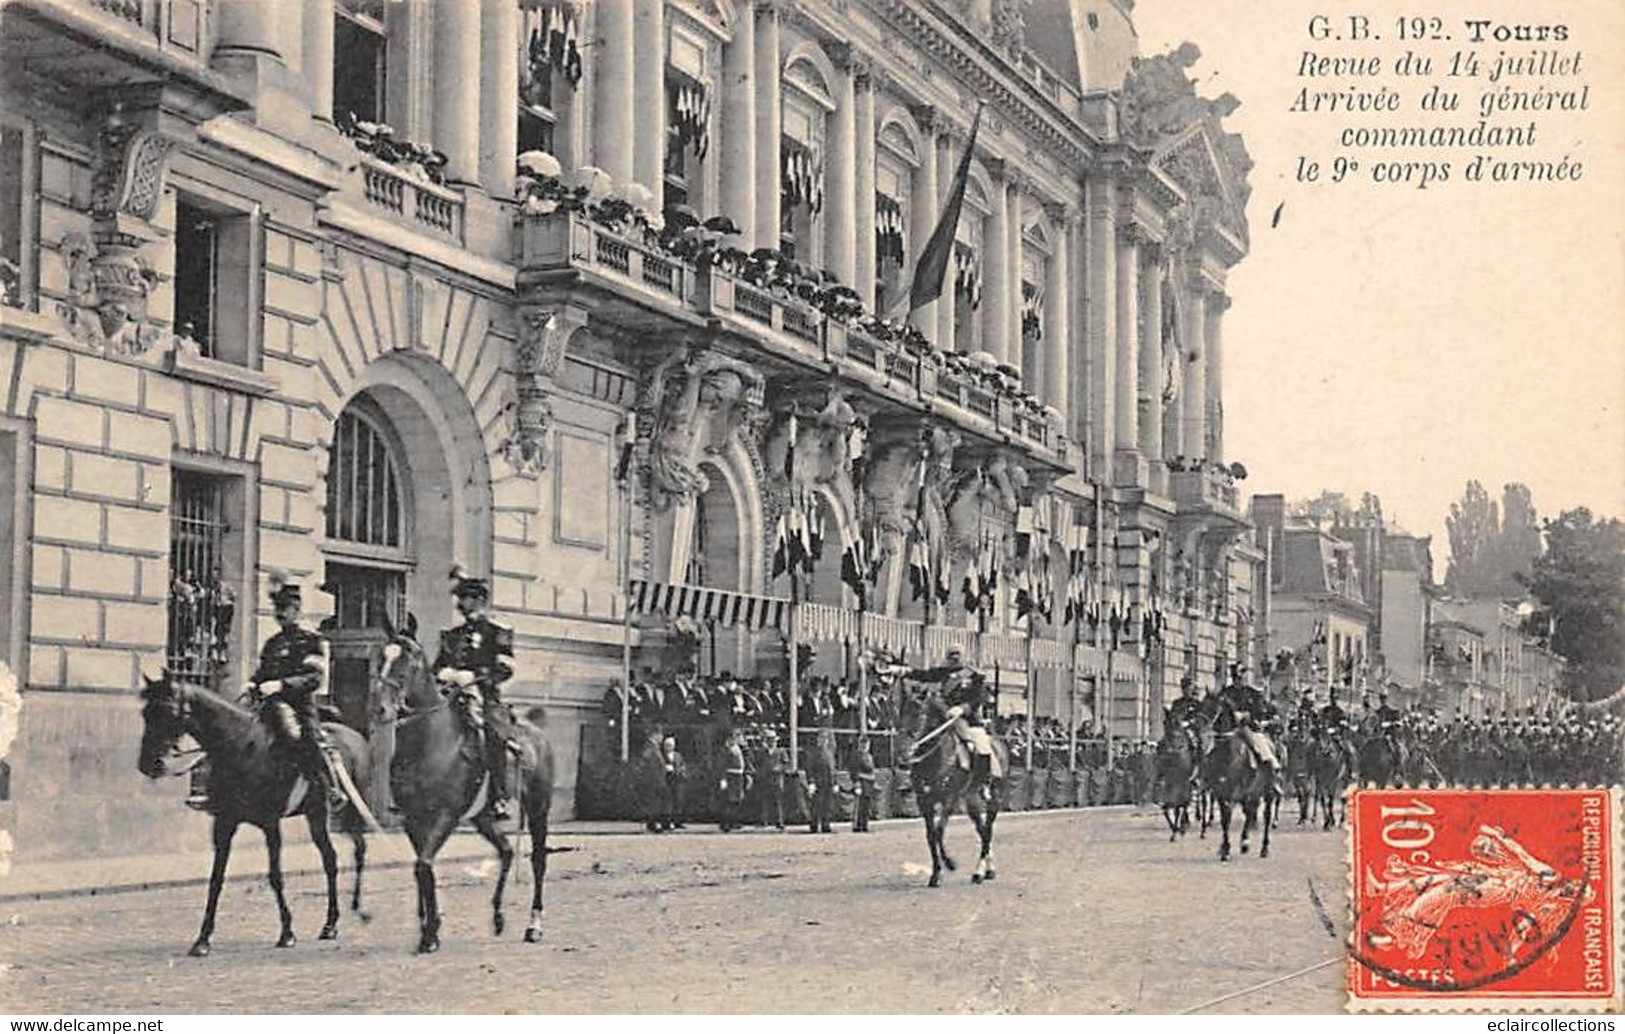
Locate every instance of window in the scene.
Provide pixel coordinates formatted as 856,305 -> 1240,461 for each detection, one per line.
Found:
325,408 -> 404,549
324,561 -> 404,631
0,120 -> 36,310
874,161 -> 907,307
953,241 -> 982,352
167,470 -> 238,686
780,100 -> 823,259
334,1 -> 387,127
171,194 -> 255,365
664,32 -> 710,212
518,22 -> 556,159
685,500 -> 708,587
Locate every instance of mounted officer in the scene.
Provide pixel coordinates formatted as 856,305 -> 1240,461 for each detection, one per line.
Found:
1318,687 -> 1357,769
247,576 -> 346,810
433,566 -> 518,820
1215,674 -> 1282,784
1165,677 -> 1205,755
1293,688 -> 1319,738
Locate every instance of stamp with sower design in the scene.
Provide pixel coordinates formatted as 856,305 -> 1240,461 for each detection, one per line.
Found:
1349,788 -> 1620,1012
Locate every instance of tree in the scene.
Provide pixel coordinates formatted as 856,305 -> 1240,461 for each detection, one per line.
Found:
1521,508 -> 1625,702
1444,481 -> 1542,598
1290,490 -> 1353,521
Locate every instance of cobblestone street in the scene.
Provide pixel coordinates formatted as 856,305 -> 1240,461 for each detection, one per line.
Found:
1,808 -> 1352,1013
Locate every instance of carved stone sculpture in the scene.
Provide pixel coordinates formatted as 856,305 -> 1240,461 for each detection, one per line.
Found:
55,232 -> 165,357
500,305 -> 587,474
647,349 -> 765,506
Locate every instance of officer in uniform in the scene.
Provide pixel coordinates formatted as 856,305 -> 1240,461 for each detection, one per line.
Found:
1294,689 -> 1320,738
1165,679 -> 1205,755
248,578 -> 345,810
1318,688 -> 1356,768
433,567 -> 517,820
1216,676 -> 1282,775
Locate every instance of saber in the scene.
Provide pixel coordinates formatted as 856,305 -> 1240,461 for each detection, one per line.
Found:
331,755 -> 384,833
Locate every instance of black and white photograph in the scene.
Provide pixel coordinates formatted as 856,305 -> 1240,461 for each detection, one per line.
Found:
0,0 -> 1620,1017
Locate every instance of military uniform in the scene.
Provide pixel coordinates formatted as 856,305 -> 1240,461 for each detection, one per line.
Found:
433,574 -> 517,816
850,741 -> 876,832
1217,682 -> 1281,770
249,583 -> 344,809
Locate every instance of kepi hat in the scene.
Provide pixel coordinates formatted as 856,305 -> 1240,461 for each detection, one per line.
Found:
448,564 -> 489,600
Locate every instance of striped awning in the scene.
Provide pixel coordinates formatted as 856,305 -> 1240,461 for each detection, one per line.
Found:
627,579 -> 789,632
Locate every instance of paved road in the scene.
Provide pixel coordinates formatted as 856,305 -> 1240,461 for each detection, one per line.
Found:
0,808 -> 1353,1013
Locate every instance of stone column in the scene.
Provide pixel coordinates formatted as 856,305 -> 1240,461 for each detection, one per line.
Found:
1067,214 -> 1087,448
1043,203 -> 1071,417
214,0 -> 284,60
633,0 -> 666,194
720,5 -> 757,250
431,0 -> 481,186
1113,221 -> 1141,483
824,48 -> 857,288
303,0 -> 334,122
1139,246 -> 1164,475
479,0 -> 520,197
853,66 -> 877,309
1085,174 -> 1116,471
276,2 -> 304,77
908,107 -> 938,340
1006,177 -> 1023,369
936,130 -> 957,351
1207,293 -> 1228,463
1182,278 -> 1208,460
593,0 -> 637,184
754,2 -> 782,249
983,160 -> 1009,364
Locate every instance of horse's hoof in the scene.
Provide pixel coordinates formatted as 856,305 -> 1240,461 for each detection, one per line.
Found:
524,928 -> 543,944
188,941 -> 211,958
276,931 -> 296,948
319,924 -> 338,941
971,873 -> 983,884
927,876 -> 941,888
417,937 -> 440,955
493,913 -> 505,937
1241,844 -> 1250,854
983,870 -> 996,882
1261,847 -> 1270,859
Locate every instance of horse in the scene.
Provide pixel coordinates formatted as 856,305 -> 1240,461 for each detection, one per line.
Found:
1358,733 -> 1404,788
1310,736 -> 1351,830
374,614 -> 555,953
1284,727 -> 1315,826
1153,721 -> 1196,841
899,686 -> 1007,887
1200,721 -> 1275,862
137,673 -> 372,957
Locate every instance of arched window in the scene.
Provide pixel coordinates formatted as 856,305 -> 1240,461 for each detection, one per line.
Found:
326,407 -> 404,547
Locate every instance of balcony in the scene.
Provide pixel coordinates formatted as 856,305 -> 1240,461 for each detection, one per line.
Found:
1170,467 -> 1244,521
354,155 -> 466,246
4,0 -> 216,86
519,209 -> 1069,471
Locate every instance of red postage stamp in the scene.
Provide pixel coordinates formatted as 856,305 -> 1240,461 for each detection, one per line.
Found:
1349,787 -> 1621,1012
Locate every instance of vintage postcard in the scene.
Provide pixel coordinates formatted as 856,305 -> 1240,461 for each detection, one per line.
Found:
0,0 -> 1620,1018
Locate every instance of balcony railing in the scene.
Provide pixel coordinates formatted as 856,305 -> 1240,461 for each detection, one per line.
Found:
357,155 -> 465,244
519,209 -> 1068,466
80,0 -> 209,57
520,210 -> 694,310
1170,468 -> 1241,514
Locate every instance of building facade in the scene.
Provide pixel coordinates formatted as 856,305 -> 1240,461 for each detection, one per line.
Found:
0,0 -> 1254,861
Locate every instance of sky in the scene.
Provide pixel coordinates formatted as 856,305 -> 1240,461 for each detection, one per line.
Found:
1130,0 -> 1625,577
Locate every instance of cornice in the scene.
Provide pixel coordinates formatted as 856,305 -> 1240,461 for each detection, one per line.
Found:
864,0 -> 1101,171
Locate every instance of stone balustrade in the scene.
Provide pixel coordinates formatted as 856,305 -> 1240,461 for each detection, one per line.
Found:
356,155 -> 466,244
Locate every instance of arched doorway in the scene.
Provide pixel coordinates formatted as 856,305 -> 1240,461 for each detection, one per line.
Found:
321,395 -> 411,754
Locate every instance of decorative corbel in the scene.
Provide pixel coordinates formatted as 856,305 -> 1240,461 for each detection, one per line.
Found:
500,303 -> 589,474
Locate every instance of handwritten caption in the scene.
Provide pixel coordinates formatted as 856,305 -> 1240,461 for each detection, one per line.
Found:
1291,15 -> 1592,189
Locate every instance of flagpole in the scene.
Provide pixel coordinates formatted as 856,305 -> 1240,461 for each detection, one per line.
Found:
1024,615 -> 1034,774
1068,606 -> 1080,773
789,567 -> 800,775
618,414 -> 636,764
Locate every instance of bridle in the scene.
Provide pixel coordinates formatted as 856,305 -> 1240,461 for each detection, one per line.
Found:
144,681 -> 206,776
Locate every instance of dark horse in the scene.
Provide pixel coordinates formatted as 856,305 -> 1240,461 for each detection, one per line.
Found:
1153,720 -> 1196,841
1358,733 -> 1404,788
374,615 -> 555,953
1311,737 -> 1351,830
137,673 -> 372,956
900,687 -> 1007,887
1201,719 -> 1275,862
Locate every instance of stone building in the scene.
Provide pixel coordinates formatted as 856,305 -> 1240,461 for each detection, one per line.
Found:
0,0 -> 1253,861
1250,495 -> 1372,698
